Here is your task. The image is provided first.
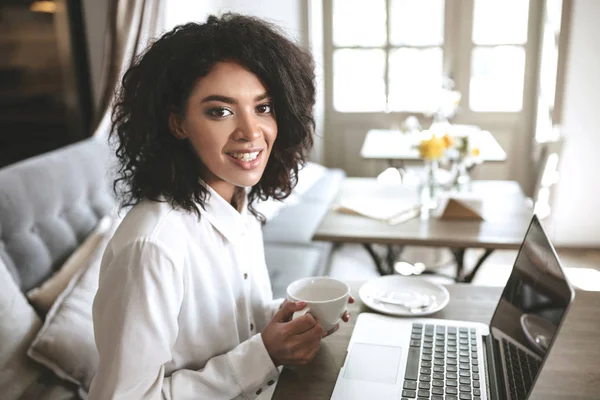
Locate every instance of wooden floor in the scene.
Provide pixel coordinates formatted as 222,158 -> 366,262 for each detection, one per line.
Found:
328,243 -> 600,290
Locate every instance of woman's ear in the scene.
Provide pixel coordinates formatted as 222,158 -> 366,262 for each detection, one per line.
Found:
169,112 -> 187,140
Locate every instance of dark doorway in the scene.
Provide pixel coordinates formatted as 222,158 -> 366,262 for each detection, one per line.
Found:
0,0 -> 93,168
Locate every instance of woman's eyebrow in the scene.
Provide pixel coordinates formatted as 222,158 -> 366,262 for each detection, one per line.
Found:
200,92 -> 270,104
201,95 -> 237,104
254,92 -> 270,102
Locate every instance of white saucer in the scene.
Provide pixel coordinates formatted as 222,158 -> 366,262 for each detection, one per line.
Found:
359,276 -> 450,317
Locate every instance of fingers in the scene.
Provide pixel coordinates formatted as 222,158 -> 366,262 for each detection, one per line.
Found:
278,299 -> 288,310
341,295 -> 353,323
323,323 -> 340,338
342,310 -> 351,323
295,320 -> 325,343
286,313 -> 318,334
282,320 -> 323,365
273,300 -> 306,323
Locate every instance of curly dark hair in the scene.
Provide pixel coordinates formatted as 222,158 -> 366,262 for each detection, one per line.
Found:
110,13 -> 315,220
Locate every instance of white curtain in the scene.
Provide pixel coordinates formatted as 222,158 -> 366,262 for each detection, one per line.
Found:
92,0 -> 165,139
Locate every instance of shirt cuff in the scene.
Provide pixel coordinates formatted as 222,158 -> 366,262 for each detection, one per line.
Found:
227,333 -> 280,399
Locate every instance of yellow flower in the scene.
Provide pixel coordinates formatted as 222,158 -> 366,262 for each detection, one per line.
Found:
442,133 -> 453,149
419,136 -> 446,160
471,147 -> 480,157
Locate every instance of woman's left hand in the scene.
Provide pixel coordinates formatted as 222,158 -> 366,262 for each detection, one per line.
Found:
342,295 -> 355,323
323,295 -> 355,337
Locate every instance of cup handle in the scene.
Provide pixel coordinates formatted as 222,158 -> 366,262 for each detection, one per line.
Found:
292,306 -> 311,320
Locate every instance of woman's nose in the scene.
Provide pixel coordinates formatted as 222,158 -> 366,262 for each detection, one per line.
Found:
234,112 -> 262,141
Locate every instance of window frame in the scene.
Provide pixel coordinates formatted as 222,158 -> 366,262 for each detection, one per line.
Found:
323,0 -> 543,128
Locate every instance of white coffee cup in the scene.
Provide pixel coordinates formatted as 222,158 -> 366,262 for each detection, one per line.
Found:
286,277 -> 350,332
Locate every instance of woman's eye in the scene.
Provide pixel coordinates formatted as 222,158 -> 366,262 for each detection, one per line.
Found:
256,103 -> 273,114
207,108 -> 232,118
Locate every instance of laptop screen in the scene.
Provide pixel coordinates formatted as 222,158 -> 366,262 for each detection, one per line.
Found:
489,215 -> 574,399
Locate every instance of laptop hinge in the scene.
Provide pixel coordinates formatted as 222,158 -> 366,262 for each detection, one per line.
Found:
483,334 -> 506,400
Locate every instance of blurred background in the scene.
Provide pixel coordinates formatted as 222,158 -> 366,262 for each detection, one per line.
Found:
0,0 -> 598,248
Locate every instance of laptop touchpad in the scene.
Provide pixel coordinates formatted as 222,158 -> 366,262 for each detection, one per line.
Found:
343,343 -> 402,384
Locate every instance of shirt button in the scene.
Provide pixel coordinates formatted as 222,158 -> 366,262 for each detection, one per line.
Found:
267,380 -> 275,386
250,323 -> 254,331
243,273 -> 248,279
256,388 -> 262,395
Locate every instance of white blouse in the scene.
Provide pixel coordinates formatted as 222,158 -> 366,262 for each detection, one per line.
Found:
88,185 -> 283,400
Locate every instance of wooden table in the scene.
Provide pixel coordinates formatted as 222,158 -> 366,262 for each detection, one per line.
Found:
361,129 -> 507,166
272,282 -> 600,400
312,178 -> 533,281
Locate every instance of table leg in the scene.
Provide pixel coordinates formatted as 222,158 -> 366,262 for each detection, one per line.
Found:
362,243 -> 391,275
451,248 -> 466,281
361,244 -> 494,281
386,244 -> 404,271
462,249 -> 495,283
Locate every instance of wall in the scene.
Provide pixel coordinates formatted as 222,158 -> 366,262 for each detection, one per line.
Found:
214,0 -> 304,43
549,0 -> 600,246
166,0 -> 305,45
165,0 -> 219,30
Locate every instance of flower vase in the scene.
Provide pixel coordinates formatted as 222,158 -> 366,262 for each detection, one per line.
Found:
453,159 -> 471,191
421,159 -> 440,210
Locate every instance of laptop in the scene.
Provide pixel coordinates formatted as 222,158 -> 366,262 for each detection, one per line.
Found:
331,215 -> 575,400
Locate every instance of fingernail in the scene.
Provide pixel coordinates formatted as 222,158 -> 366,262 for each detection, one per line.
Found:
298,301 -> 306,307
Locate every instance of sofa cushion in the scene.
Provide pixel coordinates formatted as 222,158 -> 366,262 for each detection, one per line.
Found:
27,217 -> 118,395
262,202 -> 331,244
0,137 -> 115,292
252,162 -> 329,222
261,168 -> 345,245
291,162 -> 328,198
18,377 -> 79,400
27,216 -> 113,315
0,258 -> 43,400
264,243 -> 323,298
262,168 -> 345,296
298,168 -> 345,203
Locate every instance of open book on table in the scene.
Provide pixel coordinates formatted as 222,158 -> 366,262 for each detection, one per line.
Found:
336,197 -> 420,224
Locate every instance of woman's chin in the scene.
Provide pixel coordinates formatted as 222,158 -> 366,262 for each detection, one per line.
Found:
229,172 -> 263,188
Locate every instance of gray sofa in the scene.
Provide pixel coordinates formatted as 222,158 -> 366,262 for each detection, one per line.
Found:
264,166 -> 345,298
0,137 -> 344,399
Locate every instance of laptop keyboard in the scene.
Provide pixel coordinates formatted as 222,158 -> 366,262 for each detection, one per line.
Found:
502,338 -> 541,400
402,323 -> 482,400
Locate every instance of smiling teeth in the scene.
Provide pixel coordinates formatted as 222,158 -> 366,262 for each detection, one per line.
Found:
231,151 -> 259,161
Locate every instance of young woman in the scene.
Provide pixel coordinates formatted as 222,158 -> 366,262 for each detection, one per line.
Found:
89,14 -> 351,400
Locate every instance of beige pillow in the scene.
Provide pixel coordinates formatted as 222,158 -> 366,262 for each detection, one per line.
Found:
0,258 -> 44,400
27,216 -> 113,315
26,216 -> 118,395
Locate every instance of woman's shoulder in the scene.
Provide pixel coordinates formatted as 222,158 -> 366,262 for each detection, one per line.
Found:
110,200 -> 198,260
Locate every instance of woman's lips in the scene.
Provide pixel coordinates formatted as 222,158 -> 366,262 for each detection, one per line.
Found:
226,149 -> 264,170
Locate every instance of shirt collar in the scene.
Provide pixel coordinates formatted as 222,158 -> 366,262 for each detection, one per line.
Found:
197,181 -> 250,244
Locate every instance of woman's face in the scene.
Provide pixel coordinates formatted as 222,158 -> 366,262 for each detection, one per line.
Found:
171,61 -> 277,202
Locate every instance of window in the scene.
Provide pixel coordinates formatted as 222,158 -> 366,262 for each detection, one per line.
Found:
332,0 -> 445,113
470,0 -> 529,112
328,0 -> 533,115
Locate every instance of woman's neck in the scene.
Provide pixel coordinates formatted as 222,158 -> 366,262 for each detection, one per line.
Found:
200,170 -> 245,212
230,187 -> 246,212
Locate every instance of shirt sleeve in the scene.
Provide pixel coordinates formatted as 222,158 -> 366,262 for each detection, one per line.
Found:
265,298 -> 285,322
88,239 -> 279,400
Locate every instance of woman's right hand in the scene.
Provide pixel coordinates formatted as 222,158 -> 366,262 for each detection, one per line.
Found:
261,301 -> 324,366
